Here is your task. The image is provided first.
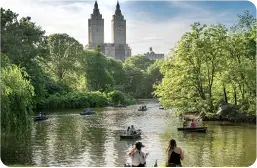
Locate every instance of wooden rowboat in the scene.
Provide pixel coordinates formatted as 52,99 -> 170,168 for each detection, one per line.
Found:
120,129 -> 142,139
80,111 -> 95,115
177,127 -> 207,132
33,116 -> 48,121
138,108 -> 147,111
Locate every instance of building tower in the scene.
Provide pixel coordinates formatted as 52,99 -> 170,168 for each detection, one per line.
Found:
111,1 -> 126,45
88,1 -> 104,47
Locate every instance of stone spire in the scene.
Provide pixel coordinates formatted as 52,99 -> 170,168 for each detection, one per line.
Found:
115,0 -> 122,15
112,0 -> 126,45
88,0 -> 104,46
93,0 -> 100,15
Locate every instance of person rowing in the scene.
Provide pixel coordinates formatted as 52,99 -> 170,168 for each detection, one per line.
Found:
127,126 -> 131,135
191,120 -> 196,127
130,125 -> 137,134
183,119 -> 188,127
39,112 -> 43,117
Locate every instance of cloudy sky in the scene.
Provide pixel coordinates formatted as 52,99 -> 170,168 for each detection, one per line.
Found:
1,0 -> 256,55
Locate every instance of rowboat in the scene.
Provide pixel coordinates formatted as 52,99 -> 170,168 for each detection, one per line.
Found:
177,127 -> 207,132
80,111 -> 95,115
120,129 -> 142,139
159,107 -> 165,110
33,116 -> 48,121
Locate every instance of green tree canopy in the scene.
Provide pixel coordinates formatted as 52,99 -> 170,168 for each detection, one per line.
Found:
124,55 -> 154,71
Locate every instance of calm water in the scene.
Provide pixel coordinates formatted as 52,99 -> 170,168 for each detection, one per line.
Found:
1,100 -> 256,167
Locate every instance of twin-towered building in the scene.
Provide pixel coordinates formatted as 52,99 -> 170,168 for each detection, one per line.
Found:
85,1 -> 165,61
85,1 -> 131,62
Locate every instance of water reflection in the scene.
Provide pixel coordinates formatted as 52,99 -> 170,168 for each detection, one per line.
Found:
1,102 -> 256,167
1,127 -> 33,165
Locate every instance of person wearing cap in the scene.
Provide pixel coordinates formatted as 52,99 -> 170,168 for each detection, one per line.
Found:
128,142 -> 149,167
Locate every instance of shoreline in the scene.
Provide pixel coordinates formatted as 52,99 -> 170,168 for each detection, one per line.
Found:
182,113 -> 256,125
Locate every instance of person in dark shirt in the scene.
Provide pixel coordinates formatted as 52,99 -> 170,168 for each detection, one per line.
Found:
166,139 -> 184,167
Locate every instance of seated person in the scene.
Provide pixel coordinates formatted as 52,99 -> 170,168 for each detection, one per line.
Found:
127,126 -> 131,135
191,120 -> 196,127
39,112 -> 43,117
195,119 -> 200,126
183,120 -> 188,127
130,125 -> 136,134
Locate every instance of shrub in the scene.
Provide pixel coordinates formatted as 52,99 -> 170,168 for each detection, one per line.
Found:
108,90 -> 126,105
40,91 -> 109,109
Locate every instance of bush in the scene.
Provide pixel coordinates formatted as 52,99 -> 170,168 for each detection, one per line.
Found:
124,93 -> 137,105
108,90 -> 126,105
40,91 -> 109,109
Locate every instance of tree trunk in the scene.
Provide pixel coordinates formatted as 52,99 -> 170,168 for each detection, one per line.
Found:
223,85 -> 228,103
234,91 -> 237,106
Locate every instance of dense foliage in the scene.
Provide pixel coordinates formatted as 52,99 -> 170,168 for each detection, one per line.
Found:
39,91 -> 108,109
1,65 -> 34,131
1,8 -> 161,132
155,11 -> 256,116
123,55 -> 162,98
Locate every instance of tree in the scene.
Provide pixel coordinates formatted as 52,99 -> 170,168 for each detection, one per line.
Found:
123,64 -> 144,98
85,50 -> 114,92
46,33 -> 85,80
1,8 -> 47,67
124,55 -> 154,71
155,22 -> 225,112
1,64 -> 34,132
154,11 -> 256,116
1,8 -> 55,112
107,58 -> 125,87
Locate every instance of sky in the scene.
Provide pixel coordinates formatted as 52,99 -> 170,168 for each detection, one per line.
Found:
1,0 -> 256,55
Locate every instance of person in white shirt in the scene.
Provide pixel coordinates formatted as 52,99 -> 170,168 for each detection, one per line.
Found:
130,125 -> 136,134
129,142 -> 149,167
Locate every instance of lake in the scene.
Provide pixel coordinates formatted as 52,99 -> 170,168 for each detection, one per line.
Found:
1,100 -> 256,167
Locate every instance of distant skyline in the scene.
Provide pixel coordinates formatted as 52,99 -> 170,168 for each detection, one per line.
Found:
1,0 -> 256,55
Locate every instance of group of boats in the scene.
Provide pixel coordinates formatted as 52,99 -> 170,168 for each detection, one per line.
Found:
113,104 -> 148,111
119,126 -> 207,140
33,108 -> 96,121
32,105 -> 208,133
